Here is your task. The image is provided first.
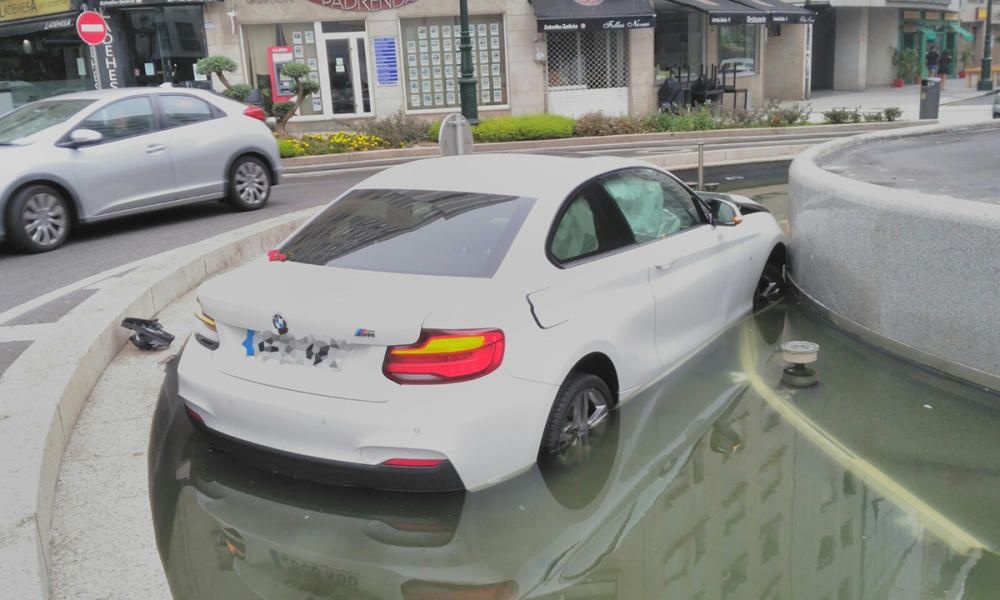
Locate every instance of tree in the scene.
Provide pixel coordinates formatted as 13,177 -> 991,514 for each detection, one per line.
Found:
196,56 -> 238,90
275,63 -> 320,134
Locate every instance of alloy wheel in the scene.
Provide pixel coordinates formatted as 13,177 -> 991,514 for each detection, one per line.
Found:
555,387 -> 610,468
22,192 -> 67,247
234,161 -> 269,206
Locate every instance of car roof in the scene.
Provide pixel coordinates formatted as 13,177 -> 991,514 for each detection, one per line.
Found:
355,153 -> 656,201
49,87 -> 221,102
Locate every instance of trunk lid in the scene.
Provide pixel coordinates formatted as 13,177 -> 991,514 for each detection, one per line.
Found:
198,261 -> 487,399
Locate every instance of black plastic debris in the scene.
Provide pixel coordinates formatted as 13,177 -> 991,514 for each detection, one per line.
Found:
121,318 -> 175,351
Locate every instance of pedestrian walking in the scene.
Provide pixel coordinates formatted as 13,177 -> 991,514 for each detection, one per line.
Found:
938,48 -> 952,89
925,45 -> 940,78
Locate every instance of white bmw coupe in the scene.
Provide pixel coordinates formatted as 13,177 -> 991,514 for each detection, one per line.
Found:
178,154 -> 787,491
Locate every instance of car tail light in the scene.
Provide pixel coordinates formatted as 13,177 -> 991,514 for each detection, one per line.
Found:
383,329 -> 504,384
243,106 -> 267,121
401,580 -> 518,600
267,248 -> 287,262
184,404 -> 205,427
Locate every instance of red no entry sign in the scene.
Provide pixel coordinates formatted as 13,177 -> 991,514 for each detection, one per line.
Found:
76,11 -> 109,46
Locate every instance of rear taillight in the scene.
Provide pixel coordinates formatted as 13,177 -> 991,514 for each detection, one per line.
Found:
381,458 -> 444,468
243,106 -> 266,121
401,580 -> 518,600
383,329 -> 504,384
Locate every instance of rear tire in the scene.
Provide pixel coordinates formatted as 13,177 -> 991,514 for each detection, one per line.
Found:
6,184 -> 71,253
227,156 -> 271,211
539,373 -> 612,468
753,263 -> 786,311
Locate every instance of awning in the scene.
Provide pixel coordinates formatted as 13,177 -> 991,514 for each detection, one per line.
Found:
532,0 -> 656,33
0,12 -> 76,37
734,0 -> 815,24
918,26 -> 937,41
948,21 -> 973,41
666,0 -> 768,25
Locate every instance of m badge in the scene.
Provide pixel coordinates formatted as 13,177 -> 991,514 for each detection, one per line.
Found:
273,314 -> 289,335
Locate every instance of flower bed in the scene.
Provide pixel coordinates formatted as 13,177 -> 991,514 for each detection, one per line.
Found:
277,132 -> 391,158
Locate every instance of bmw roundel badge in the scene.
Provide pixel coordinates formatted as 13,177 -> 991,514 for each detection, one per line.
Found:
273,314 -> 288,335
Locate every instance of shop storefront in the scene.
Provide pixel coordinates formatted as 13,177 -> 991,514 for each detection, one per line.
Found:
0,0 -> 90,110
900,8 -> 972,77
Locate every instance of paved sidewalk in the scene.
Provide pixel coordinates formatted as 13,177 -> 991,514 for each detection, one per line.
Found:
794,85 -> 996,125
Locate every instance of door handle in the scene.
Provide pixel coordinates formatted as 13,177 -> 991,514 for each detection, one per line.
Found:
654,262 -> 674,271
145,144 -> 166,154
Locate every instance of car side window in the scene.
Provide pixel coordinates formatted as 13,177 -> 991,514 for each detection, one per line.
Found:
600,169 -> 704,244
551,194 -> 599,263
159,95 -> 215,128
78,97 -> 156,142
549,184 -> 633,264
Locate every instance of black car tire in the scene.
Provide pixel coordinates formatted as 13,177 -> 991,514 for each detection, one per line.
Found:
227,156 -> 271,211
753,263 -> 786,311
539,373 -> 613,464
6,184 -> 72,253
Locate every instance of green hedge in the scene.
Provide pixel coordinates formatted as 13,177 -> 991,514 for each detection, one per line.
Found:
428,114 -> 575,144
277,138 -> 302,158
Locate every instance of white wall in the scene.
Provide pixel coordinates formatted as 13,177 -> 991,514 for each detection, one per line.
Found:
866,8 -> 898,86
764,24 -> 808,100
833,7 -> 869,90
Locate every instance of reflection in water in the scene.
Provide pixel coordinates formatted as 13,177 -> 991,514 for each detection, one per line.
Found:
150,300 -> 1000,600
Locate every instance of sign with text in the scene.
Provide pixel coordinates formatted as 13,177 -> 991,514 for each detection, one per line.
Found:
306,0 -> 417,11
268,46 -> 295,103
0,0 -> 70,24
373,36 -> 399,86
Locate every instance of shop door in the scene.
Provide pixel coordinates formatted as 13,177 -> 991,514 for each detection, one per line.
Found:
810,8 -> 835,91
321,33 -> 372,115
122,7 -> 207,87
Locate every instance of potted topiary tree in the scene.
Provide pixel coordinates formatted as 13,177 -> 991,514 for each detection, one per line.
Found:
891,47 -> 919,87
274,62 -> 320,135
959,44 -> 974,78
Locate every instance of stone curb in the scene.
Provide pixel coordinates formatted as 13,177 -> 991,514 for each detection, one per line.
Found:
789,120 -> 1000,392
281,121 -> 924,169
0,208 -> 318,599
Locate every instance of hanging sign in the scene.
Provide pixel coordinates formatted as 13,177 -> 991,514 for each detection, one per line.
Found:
268,46 -> 295,102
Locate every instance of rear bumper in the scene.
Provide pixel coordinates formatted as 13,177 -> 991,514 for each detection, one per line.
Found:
187,410 -> 465,492
177,339 -> 557,491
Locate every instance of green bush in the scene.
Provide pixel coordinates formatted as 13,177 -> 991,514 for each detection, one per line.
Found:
883,107 -> 903,122
358,109 -> 431,146
863,111 -> 885,122
427,120 -> 442,141
471,114 -> 574,143
272,101 -> 295,121
574,112 -> 649,137
822,107 -> 859,125
223,84 -> 252,102
759,101 -> 812,127
277,138 -> 303,158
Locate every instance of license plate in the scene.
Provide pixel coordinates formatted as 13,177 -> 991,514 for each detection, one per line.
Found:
270,549 -> 360,588
243,330 -> 352,369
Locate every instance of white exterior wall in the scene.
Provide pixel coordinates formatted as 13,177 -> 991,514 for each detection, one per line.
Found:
764,24 -> 809,100
865,8 -> 898,87
834,7 -> 870,91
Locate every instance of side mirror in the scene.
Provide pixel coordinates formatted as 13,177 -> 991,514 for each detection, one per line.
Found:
708,198 -> 743,227
65,128 -> 103,148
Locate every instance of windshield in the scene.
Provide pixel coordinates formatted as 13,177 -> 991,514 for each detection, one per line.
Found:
0,99 -> 95,145
278,188 -> 534,278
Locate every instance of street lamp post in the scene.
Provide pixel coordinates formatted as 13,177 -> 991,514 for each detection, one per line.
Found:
458,0 -> 479,124
978,0 -> 994,91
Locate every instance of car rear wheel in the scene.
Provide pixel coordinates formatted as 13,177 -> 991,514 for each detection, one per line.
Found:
6,184 -> 71,253
753,263 -> 786,310
228,156 -> 271,211
539,373 -> 612,470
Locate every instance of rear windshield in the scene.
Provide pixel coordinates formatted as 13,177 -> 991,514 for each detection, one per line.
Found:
279,188 -> 534,278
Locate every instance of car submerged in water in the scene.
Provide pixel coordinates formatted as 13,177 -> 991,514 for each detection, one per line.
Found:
178,154 -> 787,492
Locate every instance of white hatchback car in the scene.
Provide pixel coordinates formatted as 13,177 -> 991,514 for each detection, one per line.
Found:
179,154 -> 786,491
0,87 -> 280,253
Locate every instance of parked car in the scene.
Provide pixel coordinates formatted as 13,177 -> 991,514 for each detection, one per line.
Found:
0,87 -> 280,253
178,154 -> 787,492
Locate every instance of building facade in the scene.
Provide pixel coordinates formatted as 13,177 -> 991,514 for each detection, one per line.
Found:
2,0 -> 818,121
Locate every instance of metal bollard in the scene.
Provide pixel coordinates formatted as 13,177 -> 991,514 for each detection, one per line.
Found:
697,143 -> 705,191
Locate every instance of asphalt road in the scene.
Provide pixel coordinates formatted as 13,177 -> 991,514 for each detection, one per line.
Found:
0,171 -> 370,314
